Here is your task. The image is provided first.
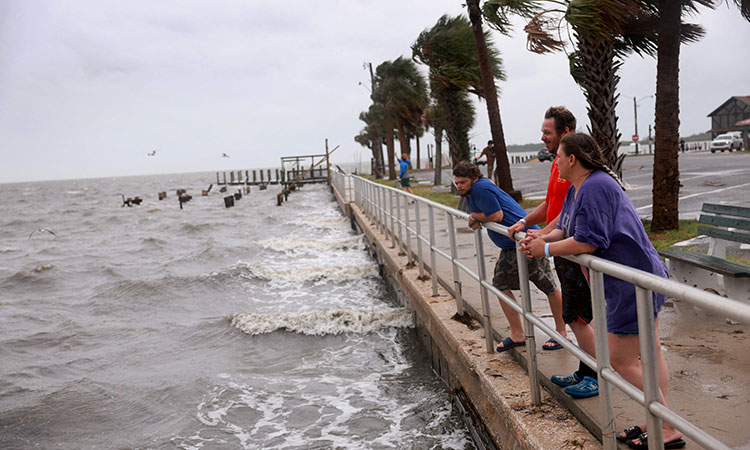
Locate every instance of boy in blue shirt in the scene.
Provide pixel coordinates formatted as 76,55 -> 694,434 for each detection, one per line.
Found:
453,161 -> 567,353
396,152 -> 414,194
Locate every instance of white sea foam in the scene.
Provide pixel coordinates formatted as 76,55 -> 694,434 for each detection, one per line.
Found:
300,217 -> 351,231
235,262 -> 378,282
227,308 -> 414,336
258,235 -> 363,252
32,264 -> 54,273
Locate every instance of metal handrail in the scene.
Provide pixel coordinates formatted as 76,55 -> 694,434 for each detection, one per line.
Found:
338,173 -> 748,450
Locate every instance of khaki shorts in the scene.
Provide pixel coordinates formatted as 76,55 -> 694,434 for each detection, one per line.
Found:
492,248 -> 557,295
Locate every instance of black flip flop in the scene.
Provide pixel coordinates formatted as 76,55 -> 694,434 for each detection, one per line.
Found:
496,336 -> 525,353
627,432 -> 686,450
616,425 -> 642,443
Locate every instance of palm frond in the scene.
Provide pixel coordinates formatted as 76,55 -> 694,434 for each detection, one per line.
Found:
524,10 -> 566,53
482,0 -> 542,34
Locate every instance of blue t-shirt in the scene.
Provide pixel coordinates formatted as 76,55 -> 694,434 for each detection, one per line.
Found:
466,177 -> 538,249
397,158 -> 409,178
557,170 -> 668,333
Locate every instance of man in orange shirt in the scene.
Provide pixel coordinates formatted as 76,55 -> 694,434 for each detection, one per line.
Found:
508,106 -> 598,398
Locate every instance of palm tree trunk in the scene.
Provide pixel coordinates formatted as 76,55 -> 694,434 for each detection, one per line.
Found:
371,138 -> 384,179
575,31 -> 623,173
651,0 -> 681,230
416,135 -> 420,169
434,127 -> 443,185
384,108 -> 396,180
396,119 -> 410,158
466,0 -> 520,200
440,89 -> 471,166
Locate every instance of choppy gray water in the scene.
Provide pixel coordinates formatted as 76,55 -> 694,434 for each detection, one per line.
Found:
0,173 -> 472,449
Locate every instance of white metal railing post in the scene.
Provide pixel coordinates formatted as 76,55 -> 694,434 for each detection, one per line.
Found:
396,193 -> 403,253
590,269 -> 617,450
415,202 -> 425,279
474,229 -> 494,353
447,213 -> 464,315
389,189 -> 396,248
636,286 -> 664,448
428,205 -> 439,296
516,247 -> 541,405
378,186 -> 388,238
376,185 -> 383,233
405,198 -> 413,264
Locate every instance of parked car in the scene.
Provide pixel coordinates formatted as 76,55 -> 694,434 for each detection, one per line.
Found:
537,148 -> 555,162
710,132 -> 743,153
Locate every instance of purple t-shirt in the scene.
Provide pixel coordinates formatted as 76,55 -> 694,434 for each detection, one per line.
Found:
557,170 -> 668,333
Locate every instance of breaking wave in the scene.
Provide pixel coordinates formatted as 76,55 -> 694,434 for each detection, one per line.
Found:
302,217 -> 351,231
230,262 -> 378,282
227,308 -> 413,336
258,236 -> 363,252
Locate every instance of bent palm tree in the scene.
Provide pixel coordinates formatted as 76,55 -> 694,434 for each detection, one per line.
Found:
373,57 -> 429,179
412,15 -> 503,171
466,0 -> 520,199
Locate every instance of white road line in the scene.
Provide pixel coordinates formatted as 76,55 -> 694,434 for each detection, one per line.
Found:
636,182 -> 750,211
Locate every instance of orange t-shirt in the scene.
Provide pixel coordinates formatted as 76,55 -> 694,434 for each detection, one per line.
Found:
545,157 -> 572,224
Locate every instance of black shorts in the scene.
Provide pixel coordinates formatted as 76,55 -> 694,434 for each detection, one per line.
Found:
554,256 -> 593,324
400,177 -> 410,187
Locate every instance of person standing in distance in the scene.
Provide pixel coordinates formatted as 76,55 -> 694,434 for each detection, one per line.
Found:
474,140 -> 496,181
507,106 -> 599,398
453,161 -> 568,353
396,152 -> 414,195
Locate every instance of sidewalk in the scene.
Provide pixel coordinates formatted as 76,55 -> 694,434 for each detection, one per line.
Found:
352,182 -> 750,449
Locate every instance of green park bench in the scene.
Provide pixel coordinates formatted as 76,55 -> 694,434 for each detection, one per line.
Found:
659,203 -> 750,302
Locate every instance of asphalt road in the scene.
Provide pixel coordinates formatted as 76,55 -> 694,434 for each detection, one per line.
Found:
415,150 -> 750,219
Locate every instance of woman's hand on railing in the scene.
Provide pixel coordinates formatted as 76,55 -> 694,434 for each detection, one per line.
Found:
520,234 -> 545,258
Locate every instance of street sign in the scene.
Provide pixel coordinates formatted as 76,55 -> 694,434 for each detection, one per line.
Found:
632,134 -> 639,142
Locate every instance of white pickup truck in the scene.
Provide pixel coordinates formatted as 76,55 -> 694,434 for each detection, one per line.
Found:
710,131 -> 743,153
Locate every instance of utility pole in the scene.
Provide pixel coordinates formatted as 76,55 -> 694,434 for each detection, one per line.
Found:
633,97 -> 639,155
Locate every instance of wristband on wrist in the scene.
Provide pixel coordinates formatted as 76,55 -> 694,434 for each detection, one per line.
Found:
544,242 -> 551,258
520,218 -> 527,226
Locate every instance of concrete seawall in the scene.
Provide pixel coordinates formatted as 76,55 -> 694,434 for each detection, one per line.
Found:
331,182 -> 601,449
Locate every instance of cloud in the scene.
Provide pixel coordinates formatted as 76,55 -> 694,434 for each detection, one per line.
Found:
1,0 -> 748,182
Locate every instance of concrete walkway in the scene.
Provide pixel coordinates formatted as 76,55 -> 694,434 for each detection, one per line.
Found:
346,180 -> 750,449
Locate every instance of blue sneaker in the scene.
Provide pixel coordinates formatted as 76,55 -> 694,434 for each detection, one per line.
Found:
564,376 -> 599,398
550,372 -> 581,387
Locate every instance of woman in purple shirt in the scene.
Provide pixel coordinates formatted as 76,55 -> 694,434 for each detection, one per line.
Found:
521,133 -> 683,449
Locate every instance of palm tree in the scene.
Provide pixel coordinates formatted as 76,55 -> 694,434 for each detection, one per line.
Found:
483,0 -> 655,173
355,103 -> 387,179
466,0 -> 520,199
424,101 -> 448,185
651,0 -> 748,230
373,57 -> 429,179
412,15 -> 502,169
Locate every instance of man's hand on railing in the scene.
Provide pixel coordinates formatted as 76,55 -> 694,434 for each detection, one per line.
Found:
468,218 -> 481,230
507,220 -> 527,240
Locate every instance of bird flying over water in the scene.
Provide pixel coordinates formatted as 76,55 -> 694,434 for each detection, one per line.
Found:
148,150 -> 157,156
221,153 -> 230,158
29,228 -> 57,239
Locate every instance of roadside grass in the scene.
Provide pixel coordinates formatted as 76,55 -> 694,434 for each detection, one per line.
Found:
643,220 -> 699,252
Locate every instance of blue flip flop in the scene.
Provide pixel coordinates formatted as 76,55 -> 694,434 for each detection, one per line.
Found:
496,336 -> 525,353
543,338 -> 563,350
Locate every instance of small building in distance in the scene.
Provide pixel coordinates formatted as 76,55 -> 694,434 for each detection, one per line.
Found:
707,96 -> 750,137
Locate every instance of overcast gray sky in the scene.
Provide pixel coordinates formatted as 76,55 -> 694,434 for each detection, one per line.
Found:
1,1 -> 748,183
